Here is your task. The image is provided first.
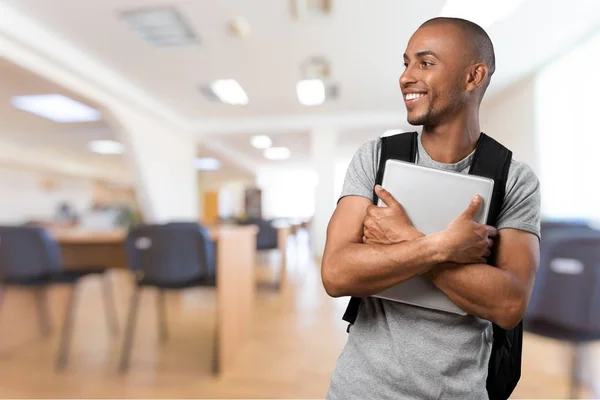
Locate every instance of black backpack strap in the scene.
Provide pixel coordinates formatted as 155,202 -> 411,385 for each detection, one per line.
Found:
342,132 -> 418,327
468,134 -> 521,400
468,133 -> 512,229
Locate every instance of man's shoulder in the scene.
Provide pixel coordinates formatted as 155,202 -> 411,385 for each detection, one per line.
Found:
506,158 -> 540,189
353,137 -> 381,159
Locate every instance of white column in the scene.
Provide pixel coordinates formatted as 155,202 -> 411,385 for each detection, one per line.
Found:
310,128 -> 338,260
107,109 -> 198,223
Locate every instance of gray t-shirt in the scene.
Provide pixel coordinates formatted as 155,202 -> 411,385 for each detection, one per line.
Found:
327,133 -> 541,400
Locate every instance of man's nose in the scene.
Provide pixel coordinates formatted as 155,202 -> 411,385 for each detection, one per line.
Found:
399,67 -> 417,89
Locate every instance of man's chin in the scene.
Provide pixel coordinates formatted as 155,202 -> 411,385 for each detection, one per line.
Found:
407,117 -> 425,126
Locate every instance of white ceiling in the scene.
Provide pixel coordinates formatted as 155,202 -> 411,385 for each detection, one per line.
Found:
2,0 -> 600,171
0,58 -> 132,181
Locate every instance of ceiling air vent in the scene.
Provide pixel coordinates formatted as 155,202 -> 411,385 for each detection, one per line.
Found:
119,7 -> 199,47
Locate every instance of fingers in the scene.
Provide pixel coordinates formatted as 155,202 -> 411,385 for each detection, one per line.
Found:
460,194 -> 483,220
375,185 -> 401,209
485,225 -> 498,237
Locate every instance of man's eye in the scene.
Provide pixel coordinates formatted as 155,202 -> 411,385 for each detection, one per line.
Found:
421,61 -> 432,67
403,62 -> 409,68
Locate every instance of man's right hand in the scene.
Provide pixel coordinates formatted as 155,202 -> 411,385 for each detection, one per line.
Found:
438,195 -> 497,264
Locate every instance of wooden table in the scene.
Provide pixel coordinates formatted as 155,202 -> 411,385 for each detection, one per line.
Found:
56,225 -> 291,290
51,225 -> 257,375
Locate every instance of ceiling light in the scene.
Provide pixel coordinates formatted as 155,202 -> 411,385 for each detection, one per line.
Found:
251,135 -> 272,149
195,157 -> 221,171
439,0 -> 526,28
209,79 -> 249,105
264,147 -> 291,161
296,79 -> 325,106
120,7 -> 199,47
88,140 -> 124,155
293,0 -> 332,19
11,94 -> 101,123
229,16 -> 251,38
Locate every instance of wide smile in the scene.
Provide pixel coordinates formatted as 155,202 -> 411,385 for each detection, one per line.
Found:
404,92 -> 427,106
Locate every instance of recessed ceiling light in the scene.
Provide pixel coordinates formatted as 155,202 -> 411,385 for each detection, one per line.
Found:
120,7 -> 199,47
296,79 -> 325,106
293,0 -> 332,19
264,147 -> 291,160
209,79 -> 249,105
88,140 -> 124,155
11,94 -> 101,123
195,157 -> 221,171
251,135 -> 272,149
439,0 -> 526,28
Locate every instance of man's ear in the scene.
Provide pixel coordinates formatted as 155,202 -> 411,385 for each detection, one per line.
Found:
466,63 -> 489,92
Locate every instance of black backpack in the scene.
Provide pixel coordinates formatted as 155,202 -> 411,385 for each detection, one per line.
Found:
341,132 -> 522,400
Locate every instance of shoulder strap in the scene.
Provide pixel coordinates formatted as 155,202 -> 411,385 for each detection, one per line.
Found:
373,132 -> 418,202
468,133 -> 512,266
342,132 -> 418,326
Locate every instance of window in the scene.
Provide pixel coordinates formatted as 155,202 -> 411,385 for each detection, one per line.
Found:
535,30 -> 600,220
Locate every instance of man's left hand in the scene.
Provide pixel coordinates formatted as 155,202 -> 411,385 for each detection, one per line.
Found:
363,185 -> 424,245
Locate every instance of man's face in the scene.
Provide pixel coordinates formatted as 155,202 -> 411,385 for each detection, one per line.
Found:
400,23 -> 472,127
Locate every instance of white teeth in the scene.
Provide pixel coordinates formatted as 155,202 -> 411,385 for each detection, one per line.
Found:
405,93 -> 426,101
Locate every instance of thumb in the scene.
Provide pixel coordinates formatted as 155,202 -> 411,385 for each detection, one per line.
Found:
460,194 -> 482,220
375,185 -> 401,209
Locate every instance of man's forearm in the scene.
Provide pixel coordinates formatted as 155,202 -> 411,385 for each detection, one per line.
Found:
429,263 -> 527,328
322,234 -> 445,297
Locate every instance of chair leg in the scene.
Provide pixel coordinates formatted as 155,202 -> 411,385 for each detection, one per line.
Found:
157,289 -> 168,343
119,286 -> 141,373
55,285 -> 79,371
570,343 -> 581,399
34,286 -> 53,338
102,273 -> 119,336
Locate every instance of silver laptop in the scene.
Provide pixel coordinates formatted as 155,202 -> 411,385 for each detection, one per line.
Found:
372,159 -> 494,315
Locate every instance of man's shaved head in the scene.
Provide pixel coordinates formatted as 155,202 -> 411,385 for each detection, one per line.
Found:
400,17 -> 497,127
420,17 -> 496,93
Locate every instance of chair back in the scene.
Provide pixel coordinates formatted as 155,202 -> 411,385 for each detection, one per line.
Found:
0,226 -> 61,280
527,230 -> 600,337
125,224 -> 214,284
237,217 -> 277,250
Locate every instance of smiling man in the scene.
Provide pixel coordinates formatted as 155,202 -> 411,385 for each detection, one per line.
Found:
322,17 -> 541,399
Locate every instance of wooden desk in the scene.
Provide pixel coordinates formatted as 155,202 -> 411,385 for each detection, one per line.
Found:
51,225 -> 257,375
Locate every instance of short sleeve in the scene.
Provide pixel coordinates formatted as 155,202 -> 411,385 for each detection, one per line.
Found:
338,139 -> 380,202
496,160 -> 541,239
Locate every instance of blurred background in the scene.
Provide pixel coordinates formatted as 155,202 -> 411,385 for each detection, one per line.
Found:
0,0 -> 599,398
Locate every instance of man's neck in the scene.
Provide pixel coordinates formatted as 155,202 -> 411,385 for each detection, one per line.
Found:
421,114 -> 481,164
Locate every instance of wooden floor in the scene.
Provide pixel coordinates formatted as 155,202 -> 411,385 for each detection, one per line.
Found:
0,229 -> 597,399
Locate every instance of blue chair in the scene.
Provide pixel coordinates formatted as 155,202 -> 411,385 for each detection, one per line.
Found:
540,219 -> 593,238
119,223 -> 216,372
0,226 -> 118,370
525,229 -> 600,398
237,217 -> 278,250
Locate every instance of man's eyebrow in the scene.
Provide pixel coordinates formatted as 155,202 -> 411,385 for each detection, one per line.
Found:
404,50 -> 439,59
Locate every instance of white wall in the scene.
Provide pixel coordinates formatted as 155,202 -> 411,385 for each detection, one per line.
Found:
108,109 -> 198,223
256,167 -> 317,220
481,76 -> 539,172
0,166 -> 93,225
534,30 -> 600,221
217,180 -> 250,219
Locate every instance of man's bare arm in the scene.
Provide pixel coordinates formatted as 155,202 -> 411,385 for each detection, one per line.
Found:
429,229 -> 540,329
321,195 -> 447,298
